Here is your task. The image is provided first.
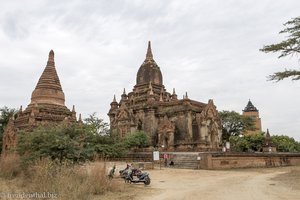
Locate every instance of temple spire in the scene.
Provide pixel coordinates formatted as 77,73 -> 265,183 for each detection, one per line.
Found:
146,41 -> 153,60
121,88 -> 127,101
113,94 -> 117,102
47,50 -> 55,66
266,129 -> 270,138
78,113 -> 82,123
243,99 -> 258,112
171,88 -> 178,101
184,92 -> 189,99
30,50 -> 65,106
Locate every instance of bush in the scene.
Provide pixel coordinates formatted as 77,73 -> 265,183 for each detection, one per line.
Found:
124,131 -> 150,149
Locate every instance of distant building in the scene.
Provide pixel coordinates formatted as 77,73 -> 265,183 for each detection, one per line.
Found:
262,129 -> 277,152
242,99 -> 262,135
2,50 -> 80,155
108,42 -> 222,151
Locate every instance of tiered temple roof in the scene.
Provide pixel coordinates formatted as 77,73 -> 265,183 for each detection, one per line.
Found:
2,50 -> 78,154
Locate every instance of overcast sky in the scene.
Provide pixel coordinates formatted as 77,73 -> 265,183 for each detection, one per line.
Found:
0,0 -> 299,140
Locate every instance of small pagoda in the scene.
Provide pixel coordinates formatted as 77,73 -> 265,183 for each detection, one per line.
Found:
262,129 -> 277,152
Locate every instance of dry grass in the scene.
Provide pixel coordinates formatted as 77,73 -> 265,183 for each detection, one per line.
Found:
0,156 -> 124,200
0,153 -> 22,179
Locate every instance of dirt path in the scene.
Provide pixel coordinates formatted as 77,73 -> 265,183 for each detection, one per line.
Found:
131,166 -> 300,200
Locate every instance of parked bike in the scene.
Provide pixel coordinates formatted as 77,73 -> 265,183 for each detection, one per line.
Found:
119,164 -> 151,185
125,171 -> 151,185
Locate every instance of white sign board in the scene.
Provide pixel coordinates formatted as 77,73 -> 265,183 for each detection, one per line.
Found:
225,142 -> 230,150
153,151 -> 160,161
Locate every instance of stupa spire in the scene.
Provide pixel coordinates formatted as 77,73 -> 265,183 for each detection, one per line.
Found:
30,50 -> 65,106
146,41 -> 153,60
47,50 -> 55,65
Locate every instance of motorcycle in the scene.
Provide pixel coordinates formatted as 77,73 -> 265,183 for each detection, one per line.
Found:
119,165 -> 151,185
125,170 -> 151,185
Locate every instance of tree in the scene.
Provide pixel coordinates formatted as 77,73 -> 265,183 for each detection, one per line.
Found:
260,16 -> 300,81
0,106 -> 17,153
84,113 -> 110,135
271,135 -> 300,152
124,131 -> 150,149
17,123 -> 125,164
17,124 -> 90,164
229,132 -> 265,152
219,111 -> 255,141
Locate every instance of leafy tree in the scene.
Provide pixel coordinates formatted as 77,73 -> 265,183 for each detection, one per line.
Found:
272,135 -> 300,152
17,124 -> 90,164
260,16 -> 300,81
229,133 -> 300,153
17,123 -> 125,164
219,111 -> 255,141
0,106 -> 17,153
84,112 -> 110,135
229,132 -> 265,152
124,131 -> 150,149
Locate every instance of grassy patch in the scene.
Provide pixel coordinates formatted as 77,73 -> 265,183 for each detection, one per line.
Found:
0,156 -> 124,200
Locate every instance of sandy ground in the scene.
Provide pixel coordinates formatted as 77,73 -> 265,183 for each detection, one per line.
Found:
102,165 -> 300,200
1,163 -> 299,200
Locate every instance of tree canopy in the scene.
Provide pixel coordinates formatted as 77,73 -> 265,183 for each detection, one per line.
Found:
229,133 -> 265,152
260,16 -> 300,81
272,135 -> 300,152
17,123 -> 126,165
219,110 -> 255,141
229,133 -> 300,153
124,131 -> 150,149
16,114 -> 152,164
84,112 -> 110,135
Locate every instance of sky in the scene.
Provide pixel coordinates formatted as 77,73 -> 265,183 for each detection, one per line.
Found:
0,0 -> 299,141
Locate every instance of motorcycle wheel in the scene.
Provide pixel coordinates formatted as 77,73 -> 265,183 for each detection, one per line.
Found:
144,177 -> 151,185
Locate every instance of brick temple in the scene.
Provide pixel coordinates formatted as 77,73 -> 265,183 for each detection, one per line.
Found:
2,50 -> 79,154
108,42 -> 222,151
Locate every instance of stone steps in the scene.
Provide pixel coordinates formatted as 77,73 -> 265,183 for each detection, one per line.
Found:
169,154 -> 199,169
